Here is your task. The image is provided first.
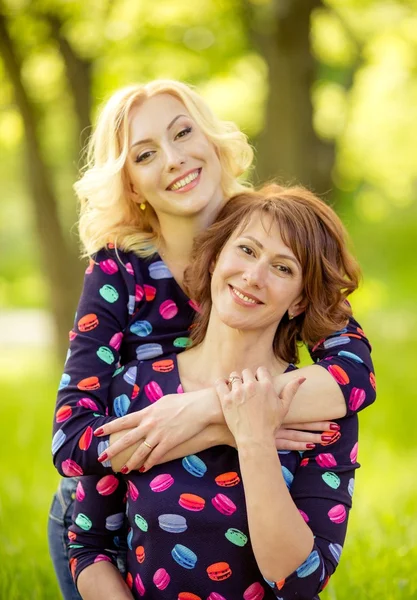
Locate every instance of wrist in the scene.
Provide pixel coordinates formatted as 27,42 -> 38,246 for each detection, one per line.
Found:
199,387 -> 223,425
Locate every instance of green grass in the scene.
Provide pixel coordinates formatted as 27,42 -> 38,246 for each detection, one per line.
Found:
1,311 -> 416,598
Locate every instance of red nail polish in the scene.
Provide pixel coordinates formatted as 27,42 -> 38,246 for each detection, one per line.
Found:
139,466 -> 146,473
298,377 -> 307,385
120,466 -> 129,474
306,443 -> 315,449
330,424 -> 340,431
97,452 -> 108,463
321,435 -> 332,442
94,427 -> 104,436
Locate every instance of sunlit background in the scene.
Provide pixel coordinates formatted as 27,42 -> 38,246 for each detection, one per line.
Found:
1,0 -> 416,598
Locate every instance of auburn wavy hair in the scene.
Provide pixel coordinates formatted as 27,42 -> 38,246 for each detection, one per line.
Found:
185,184 -> 361,364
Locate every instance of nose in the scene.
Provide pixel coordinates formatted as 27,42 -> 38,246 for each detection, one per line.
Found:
164,142 -> 186,172
242,260 -> 268,288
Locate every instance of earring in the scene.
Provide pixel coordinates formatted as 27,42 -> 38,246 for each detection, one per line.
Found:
288,312 -> 294,320
139,202 -> 146,211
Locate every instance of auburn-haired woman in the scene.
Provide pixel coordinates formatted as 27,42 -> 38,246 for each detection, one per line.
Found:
68,183 -> 371,599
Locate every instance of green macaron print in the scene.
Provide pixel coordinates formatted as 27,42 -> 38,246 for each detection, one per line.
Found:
225,528 -> 248,547
99,284 -> 119,303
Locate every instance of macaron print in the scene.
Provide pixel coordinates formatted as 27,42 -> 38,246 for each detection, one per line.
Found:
322,472 -> 341,489
125,261 -> 134,275
85,258 -> 94,274
178,594 -> 202,600
136,343 -> 163,360
144,284 -> 156,301
179,493 -> 205,511
135,284 -> 144,301
150,473 -> 174,493
188,299 -> 200,312
75,481 -> 85,502
62,459 -> 83,477
127,295 -> 135,315
148,261 -> 172,280
350,442 -> 358,463
79,426 -> 93,451
145,381 -> 163,403
153,568 -> 171,590
99,284 -> 119,303
123,366 -> 137,385
52,429 -> 66,454
281,466 -> 294,489
370,372 -> 376,390
152,359 -> 175,373
159,299 -> 178,319
323,336 -> 350,349
158,514 -> 188,533
225,527 -> 248,547
77,376 -> 100,391
296,550 -> 320,577
109,331 -> 123,351
327,364 -> 350,385
328,504 -> 347,524
135,573 -> 145,596
348,387 -> 366,411
99,258 -> 119,274
243,581 -> 265,600
134,514 -> 148,532
130,321 -> 153,337
69,558 -> 77,579
329,542 -> 342,563
58,373 -> 70,390
127,528 -> 133,550
338,350 -> 363,363
135,545 -> 145,563
113,394 -> 130,417
182,455 -> 207,478
215,471 -> 240,487
315,453 -> 337,468
173,337 -> 191,349
207,593 -> 227,600
96,346 -> 115,364
171,544 -> 197,569
348,477 -> 355,497
105,512 -> 124,531
97,440 -> 111,467
94,554 -> 112,564
78,313 -> 99,332
127,480 -> 139,501
211,493 -> 236,516
96,474 -> 119,496
299,509 -> 309,522
77,397 -> 98,410
207,562 -> 232,581
75,513 -> 92,531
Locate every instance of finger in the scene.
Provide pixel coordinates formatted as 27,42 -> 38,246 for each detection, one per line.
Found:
228,371 -> 242,390
94,413 -> 142,437
274,439 -> 317,451
283,421 -> 340,432
121,438 -> 156,473
241,368 -> 256,384
141,443 -> 167,472
255,366 -> 273,383
98,427 -> 148,462
275,429 -> 323,444
278,377 -> 306,401
214,378 -> 231,398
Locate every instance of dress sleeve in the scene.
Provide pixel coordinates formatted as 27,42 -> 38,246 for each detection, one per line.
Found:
52,247 -> 140,477
269,414 -> 359,599
67,473 -> 128,587
308,315 -> 376,416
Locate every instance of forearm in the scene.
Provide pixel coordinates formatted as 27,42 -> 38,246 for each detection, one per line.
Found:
77,562 -> 133,600
237,439 -> 314,582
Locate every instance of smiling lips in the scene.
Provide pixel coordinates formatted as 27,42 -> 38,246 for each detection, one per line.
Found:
167,168 -> 201,192
229,285 -> 263,307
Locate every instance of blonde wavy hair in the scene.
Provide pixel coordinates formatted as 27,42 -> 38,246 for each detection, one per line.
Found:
75,80 -> 254,257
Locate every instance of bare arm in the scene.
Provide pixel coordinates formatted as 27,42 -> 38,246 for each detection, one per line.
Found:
77,561 -> 133,600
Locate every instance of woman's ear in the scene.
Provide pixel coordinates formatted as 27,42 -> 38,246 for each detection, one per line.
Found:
288,296 -> 307,319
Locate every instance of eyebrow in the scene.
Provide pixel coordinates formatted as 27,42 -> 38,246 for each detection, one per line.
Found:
130,114 -> 188,150
242,235 -> 300,267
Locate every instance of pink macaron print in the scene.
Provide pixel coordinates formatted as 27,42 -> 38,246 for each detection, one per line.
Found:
299,509 -> 309,522
207,594 -> 227,600
153,568 -> 170,590
328,504 -> 347,524
315,453 -> 337,468
99,259 -> 119,275
144,284 -> 156,301
62,459 -> 83,477
135,284 -> 144,301
56,405 -> 72,423
77,398 -> 99,411
159,299 -> 178,320
145,381 -> 163,403
349,387 -> 366,411
75,481 -> 85,502
96,474 -> 119,496
109,332 -> 123,351
188,299 -> 201,313
125,262 -> 134,275
243,582 -> 265,600
134,573 -> 145,596
327,364 -> 350,385
149,473 -> 174,493
350,442 -> 358,463
94,554 -> 112,563
211,493 -> 236,516
127,480 -> 139,501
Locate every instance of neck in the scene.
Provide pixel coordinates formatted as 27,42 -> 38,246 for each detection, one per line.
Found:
179,313 -> 287,389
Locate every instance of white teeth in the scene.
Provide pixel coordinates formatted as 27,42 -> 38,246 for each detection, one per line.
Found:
232,287 -> 257,304
170,170 -> 199,191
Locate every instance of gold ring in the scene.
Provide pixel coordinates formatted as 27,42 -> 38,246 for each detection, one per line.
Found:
142,441 -> 153,450
228,376 -> 242,385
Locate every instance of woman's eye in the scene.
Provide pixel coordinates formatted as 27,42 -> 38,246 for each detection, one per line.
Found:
135,150 -> 154,163
239,245 -> 254,256
175,126 -> 192,140
275,264 -> 292,275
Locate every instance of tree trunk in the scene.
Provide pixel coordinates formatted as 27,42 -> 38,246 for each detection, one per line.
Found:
243,0 -> 335,196
0,13 -> 83,360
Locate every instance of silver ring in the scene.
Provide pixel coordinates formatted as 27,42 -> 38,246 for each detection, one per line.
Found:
142,440 -> 153,450
228,376 -> 242,385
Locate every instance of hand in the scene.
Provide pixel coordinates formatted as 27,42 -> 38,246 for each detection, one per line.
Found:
94,391 -> 213,472
215,367 -> 305,447
274,421 -> 340,451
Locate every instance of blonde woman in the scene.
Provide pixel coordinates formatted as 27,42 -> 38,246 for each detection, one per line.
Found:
50,81 -> 375,598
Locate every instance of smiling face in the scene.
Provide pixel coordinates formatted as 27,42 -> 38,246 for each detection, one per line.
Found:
210,213 -> 305,336
125,93 -> 224,220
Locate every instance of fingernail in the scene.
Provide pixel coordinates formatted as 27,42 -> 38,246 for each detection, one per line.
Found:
306,443 -> 315,449
97,452 -> 108,463
330,423 -> 340,431
94,427 -> 104,436
298,377 -> 306,385
120,466 -> 129,474
321,435 -> 333,442
139,466 -> 146,473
